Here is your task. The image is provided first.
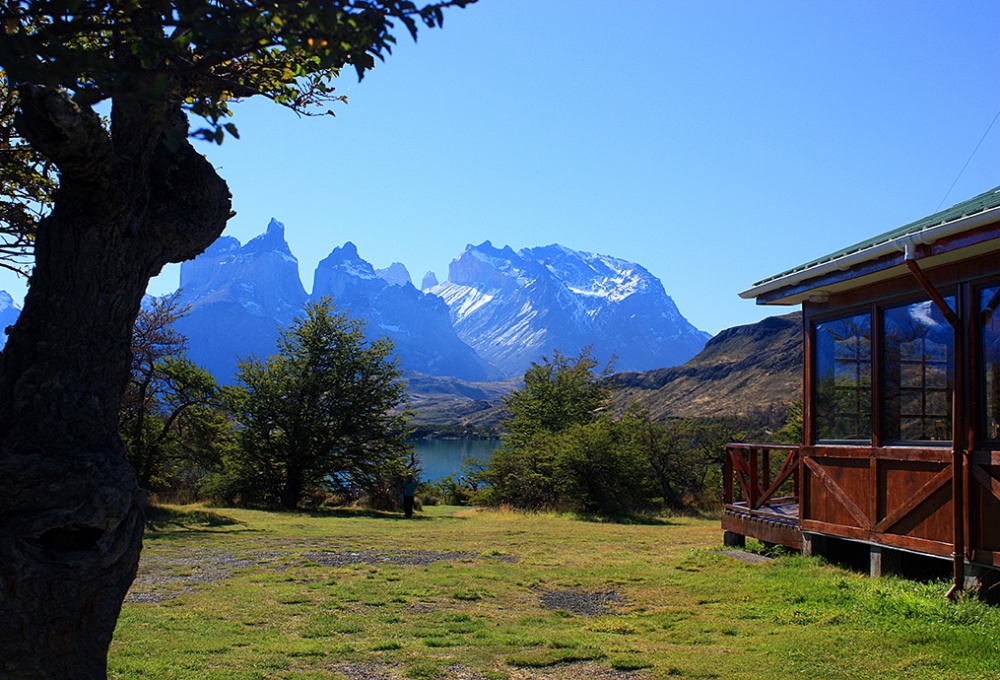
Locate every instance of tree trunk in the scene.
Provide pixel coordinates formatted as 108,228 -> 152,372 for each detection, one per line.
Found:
280,467 -> 305,510
0,85 -> 231,678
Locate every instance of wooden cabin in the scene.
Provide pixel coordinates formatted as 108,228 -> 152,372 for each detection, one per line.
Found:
723,185 -> 1000,595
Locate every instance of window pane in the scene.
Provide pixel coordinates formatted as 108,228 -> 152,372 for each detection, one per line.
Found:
982,285 -> 1000,441
815,313 -> 871,441
882,297 -> 954,442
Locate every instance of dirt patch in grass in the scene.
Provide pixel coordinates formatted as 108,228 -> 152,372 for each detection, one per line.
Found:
127,547 -> 518,604
507,662 -> 651,680
305,549 -> 516,567
535,588 -> 625,617
328,660 -> 649,679
716,549 -> 772,564
126,550 -> 282,603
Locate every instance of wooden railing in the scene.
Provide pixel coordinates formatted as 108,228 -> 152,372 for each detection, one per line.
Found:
724,443 -> 800,511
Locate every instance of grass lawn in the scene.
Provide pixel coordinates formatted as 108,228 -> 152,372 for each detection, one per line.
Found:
110,505 -> 1000,679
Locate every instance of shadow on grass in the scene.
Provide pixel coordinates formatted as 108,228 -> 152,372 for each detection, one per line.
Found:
145,505 -> 246,535
574,512 -> 680,526
301,507 -> 435,521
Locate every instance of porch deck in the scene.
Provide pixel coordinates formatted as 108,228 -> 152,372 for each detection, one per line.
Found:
723,443 -> 802,550
724,443 -> 1000,578
723,500 -> 802,550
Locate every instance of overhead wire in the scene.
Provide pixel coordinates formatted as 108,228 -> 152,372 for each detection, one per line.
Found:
936,106 -> 1000,212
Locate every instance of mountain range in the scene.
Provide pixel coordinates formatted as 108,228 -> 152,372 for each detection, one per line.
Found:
169,219 -> 710,383
0,230 -> 800,429
0,219 -> 711,385
428,241 -> 710,377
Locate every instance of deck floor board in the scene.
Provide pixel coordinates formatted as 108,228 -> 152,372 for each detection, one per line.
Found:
723,501 -> 802,549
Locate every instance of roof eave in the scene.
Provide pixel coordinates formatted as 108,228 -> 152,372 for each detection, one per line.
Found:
739,206 -> 1000,305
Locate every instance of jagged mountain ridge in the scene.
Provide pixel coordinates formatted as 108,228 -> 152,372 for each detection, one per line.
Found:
173,221 -> 497,382
310,243 -> 499,382
173,219 -> 309,382
429,241 -> 710,377
0,222 -> 713,389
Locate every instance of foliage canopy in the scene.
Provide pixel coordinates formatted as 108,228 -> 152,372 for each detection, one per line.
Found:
0,0 -> 474,273
474,348 -> 770,515
224,298 -> 411,509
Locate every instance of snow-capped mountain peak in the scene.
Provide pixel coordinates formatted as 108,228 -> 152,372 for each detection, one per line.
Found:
0,290 -> 21,350
146,221 -> 709,384
429,242 -> 709,376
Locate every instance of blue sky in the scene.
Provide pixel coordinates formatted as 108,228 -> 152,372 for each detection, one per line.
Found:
3,0 -> 999,335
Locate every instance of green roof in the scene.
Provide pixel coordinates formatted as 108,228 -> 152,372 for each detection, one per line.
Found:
753,184 -> 1000,288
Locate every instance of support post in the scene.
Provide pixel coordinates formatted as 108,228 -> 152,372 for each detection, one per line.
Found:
723,446 -> 734,505
723,531 -> 746,548
904,255 -> 966,597
870,545 -> 906,578
802,532 -> 826,558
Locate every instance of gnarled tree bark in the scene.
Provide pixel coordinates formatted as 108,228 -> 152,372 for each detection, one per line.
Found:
0,85 -> 231,679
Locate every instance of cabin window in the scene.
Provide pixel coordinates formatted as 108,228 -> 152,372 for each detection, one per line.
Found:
814,313 -> 872,441
982,285 -> 1000,442
882,297 -> 954,442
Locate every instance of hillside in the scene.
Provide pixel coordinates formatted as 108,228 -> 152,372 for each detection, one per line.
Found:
407,312 -> 803,430
405,373 -> 518,433
612,312 -> 802,419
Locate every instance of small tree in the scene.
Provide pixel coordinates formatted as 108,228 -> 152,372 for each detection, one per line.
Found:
478,349 -> 739,515
550,419 -> 651,515
478,348 -> 616,509
225,298 -> 410,509
121,293 -> 227,492
620,407 -> 706,511
503,347 -> 614,446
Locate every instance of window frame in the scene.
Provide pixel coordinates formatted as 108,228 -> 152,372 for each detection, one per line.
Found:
879,293 -> 956,446
810,308 -> 873,445
808,287 -> 961,448
978,279 -> 1000,448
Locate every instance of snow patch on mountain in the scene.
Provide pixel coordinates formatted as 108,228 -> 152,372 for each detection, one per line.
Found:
429,241 -> 710,377
311,242 -> 500,381
431,282 -> 498,322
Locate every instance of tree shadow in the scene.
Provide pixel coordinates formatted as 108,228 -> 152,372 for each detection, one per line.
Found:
145,505 -> 247,536
574,511 -> 680,526
300,507 -> 435,521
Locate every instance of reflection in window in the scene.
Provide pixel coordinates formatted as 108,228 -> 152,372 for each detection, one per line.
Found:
883,297 -> 954,441
815,314 -> 871,440
982,285 -> 1000,441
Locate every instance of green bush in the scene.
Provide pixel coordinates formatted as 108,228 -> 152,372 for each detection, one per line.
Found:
421,474 -> 472,506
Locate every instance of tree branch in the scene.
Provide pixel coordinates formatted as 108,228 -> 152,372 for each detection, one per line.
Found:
14,85 -> 117,186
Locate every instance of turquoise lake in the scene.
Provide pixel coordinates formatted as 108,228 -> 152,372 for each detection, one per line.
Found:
411,438 -> 499,482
